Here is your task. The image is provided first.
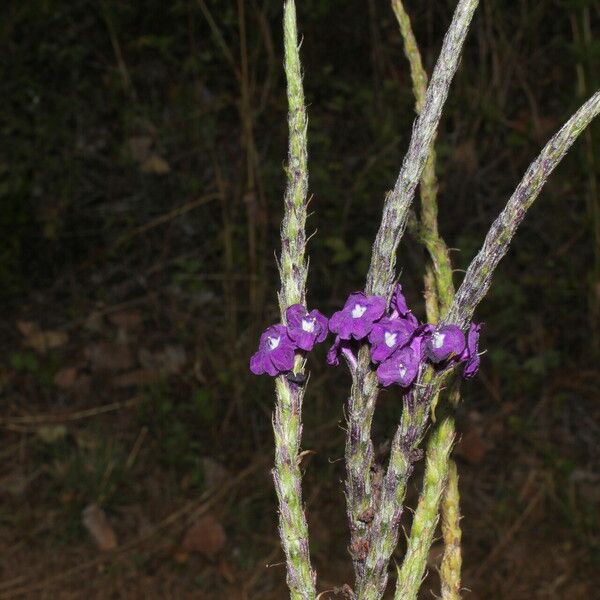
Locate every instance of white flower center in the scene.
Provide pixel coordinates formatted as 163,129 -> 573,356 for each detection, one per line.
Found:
351,303 -> 367,319
432,332 -> 445,349
384,331 -> 397,348
398,363 -> 407,378
267,336 -> 281,350
301,318 -> 315,332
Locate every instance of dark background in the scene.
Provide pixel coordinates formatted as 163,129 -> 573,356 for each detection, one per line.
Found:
1,0 -> 599,598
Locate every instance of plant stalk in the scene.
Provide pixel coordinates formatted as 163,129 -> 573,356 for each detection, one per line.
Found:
394,415 -> 455,600
365,0 -> 480,300
392,3 -> 463,598
352,2 -> 479,597
446,90 -> 600,328
271,3 -> 316,598
440,459 -> 462,600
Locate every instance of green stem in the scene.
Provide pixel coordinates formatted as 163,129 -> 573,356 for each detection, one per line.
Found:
365,0 -> 480,299
350,5 -> 480,596
440,459 -> 462,600
271,3 -> 316,598
446,90 -> 600,328
394,416 -> 455,600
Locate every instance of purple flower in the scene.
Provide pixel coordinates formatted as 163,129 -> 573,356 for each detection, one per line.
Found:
390,284 -> 419,327
250,324 -> 296,376
368,317 -> 417,363
376,345 -> 420,387
327,335 -> 358,370
285,304 -> 329,351
410,324 -> 433,358
329,292 -> 386,340
425,324 -> 466,363
459,322 -> 481,378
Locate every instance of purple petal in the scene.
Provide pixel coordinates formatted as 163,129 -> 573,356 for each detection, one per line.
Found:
426,325 -> 466,363
269,345 -> 295,373
376,346 -> 419,387
364,295 -> 386,320
329,310 -> 354,340
249,351 -> 265,375
463,352 -> 480,378
350,315 -> 373,340
461,322 -> 482,378
369,318 -> 415,363
289,330 -> 316,351
312,310 -> 330,343
391,284 -> 411,317
343,292 -> 368,311
252,323 -> 297,376
327,336 -> 342,366
285,303 -> 307,327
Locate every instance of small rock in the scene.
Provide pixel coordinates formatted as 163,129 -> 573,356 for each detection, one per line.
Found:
180,514 -> 226,558
82,503 -> 118,551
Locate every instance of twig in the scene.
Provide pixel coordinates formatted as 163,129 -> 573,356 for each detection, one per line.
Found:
472,485 -> 545,580
111,193 -> 220,249
0,397 -> 142,426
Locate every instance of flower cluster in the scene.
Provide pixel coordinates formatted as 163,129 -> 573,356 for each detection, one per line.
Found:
249,304 -> 328,376
250,286 -> 482,387
327,285 -> 480,387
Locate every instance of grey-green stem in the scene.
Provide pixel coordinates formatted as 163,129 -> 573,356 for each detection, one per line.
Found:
351,2 -> 480,597
272,2 -> 316,598
446,90 -> 600,328
365,0 -> 480,299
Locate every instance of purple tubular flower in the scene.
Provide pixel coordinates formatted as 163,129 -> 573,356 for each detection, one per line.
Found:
250,324 -> 296,376
425,324 -> 466,363
327,335 -> 357,370
376,345 -> 420,388
368,317 -> 417,363
390,284 -> 419,327
410,324 -> 433,358
329,292 -> 386,340
459,322 -> 481,378
285,304 -> 329,351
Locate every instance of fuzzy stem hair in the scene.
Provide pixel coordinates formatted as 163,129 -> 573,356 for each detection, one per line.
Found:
352,2 -> 479,598
365,0 -> 480,300
440,459 -> 462,600
392,3 -> 463,598
394,416 -> 455,600
271,2 -> 316,598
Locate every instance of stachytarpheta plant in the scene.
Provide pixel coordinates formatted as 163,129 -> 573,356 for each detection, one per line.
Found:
249,1 -> 600,599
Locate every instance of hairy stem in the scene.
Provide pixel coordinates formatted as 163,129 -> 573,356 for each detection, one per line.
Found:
278,0 -> 309,314
354,3 -> 480,597
393,4 -> 463,598
365,0 -> 480,299
446,90 -> 600,328
348,3 -> 479,591
440,459 -> 462,600
345,346 -> 381,578
356,368 -> 449,600
272,3 -> 316,598
394,416 -> 455,600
